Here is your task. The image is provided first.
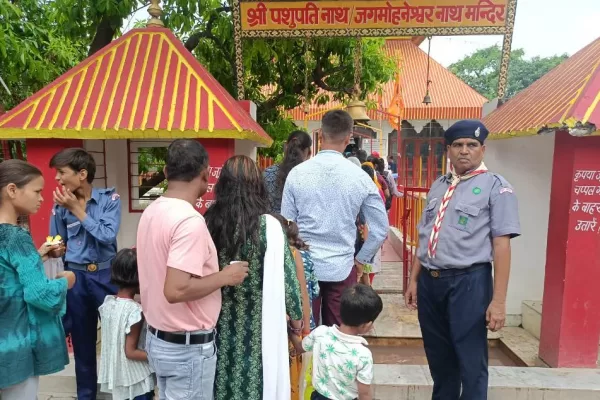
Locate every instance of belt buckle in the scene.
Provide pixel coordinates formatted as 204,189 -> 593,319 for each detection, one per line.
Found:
430,270 -> 440,278
87,263 -> 98,272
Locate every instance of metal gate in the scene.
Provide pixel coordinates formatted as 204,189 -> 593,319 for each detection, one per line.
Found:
390,187 -> 429,292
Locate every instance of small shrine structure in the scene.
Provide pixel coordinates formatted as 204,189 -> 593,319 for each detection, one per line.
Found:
482,36 -> 600,368
0,3 -> 272,248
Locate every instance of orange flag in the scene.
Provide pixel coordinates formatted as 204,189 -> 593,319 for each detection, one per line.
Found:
387,56 -> 405,129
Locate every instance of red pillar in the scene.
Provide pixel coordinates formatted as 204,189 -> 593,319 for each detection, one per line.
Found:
26,139 -> 83,247
539,132 -> 600,367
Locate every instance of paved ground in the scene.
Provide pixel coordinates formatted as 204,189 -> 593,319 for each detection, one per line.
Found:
34,238 -> 599,397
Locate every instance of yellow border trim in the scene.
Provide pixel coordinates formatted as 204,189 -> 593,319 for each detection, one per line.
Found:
0,128 -> 273,146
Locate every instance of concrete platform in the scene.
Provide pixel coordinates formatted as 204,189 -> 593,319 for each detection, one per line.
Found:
36,235 -> 600,398
372,365 -> 600,399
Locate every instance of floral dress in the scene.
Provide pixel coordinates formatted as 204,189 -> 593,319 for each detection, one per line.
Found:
299,250 -> 319,330
214,215 -> 303,400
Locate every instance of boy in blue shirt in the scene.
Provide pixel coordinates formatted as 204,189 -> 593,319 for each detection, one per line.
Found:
49,148 -> 121,400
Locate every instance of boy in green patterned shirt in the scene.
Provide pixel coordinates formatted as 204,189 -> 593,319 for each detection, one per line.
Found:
295,284 -> 383,400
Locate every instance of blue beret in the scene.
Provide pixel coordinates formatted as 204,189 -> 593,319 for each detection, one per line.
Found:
444,120 -> 489,144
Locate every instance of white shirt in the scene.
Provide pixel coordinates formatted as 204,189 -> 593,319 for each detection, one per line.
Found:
302,325 -> 373,400
282,150 -> 389,282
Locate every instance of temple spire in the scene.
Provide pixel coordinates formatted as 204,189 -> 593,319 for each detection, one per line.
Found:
147,0 -> 164,27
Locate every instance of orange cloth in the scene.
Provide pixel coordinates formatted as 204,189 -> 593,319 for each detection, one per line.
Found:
289,338 -> 302,400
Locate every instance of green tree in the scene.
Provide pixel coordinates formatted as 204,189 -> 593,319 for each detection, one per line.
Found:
0,0 -> 87,110
4,0 -> 394,161
49,0 -> 394,140
449,45 -> 568,100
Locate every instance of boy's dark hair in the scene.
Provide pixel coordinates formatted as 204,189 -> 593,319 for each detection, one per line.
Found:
356,150 -> 368,164
165,139 -> 209,182
110,248 -> 139,289
49,148 -> 96,183
340,284 -> 383,326
321,110 -> 354,143
271,213 -> 309,251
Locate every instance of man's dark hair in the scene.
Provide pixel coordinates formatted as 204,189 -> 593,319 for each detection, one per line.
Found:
321,110 -> 354,142
165,139 -> 209,182
49,148 -> 96,183
356,150 -> 368,164
340,284 -> 383,327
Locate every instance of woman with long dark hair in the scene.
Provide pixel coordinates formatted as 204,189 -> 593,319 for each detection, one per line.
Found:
205,156 -> 303,400
0,160 -> 76,400
264,130 -> 312,213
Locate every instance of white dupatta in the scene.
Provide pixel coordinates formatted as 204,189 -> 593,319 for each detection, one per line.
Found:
262,214 -> 291,400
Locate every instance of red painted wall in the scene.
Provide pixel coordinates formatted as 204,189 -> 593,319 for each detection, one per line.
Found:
194,138 -> 234,214
539,132 -> 600,367
26,139 -> 83,247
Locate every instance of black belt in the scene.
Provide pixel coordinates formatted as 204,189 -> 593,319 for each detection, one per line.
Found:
424,262 -> 491,279
148,325 -> 215,345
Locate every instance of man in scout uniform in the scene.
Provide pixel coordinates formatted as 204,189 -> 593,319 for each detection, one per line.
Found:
49,148 -> 121,400
405,120 -> 520,400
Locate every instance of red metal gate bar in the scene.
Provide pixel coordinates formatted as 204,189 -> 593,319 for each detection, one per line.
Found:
401,186 -> 429,293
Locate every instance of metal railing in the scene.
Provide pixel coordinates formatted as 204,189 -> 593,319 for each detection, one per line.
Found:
257,155 -> 274,170
389,186 -> 429,292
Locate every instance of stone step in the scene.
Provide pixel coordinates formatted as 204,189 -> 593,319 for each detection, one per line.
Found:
372,365 -> 600,399
521,300 -> 542,340
521,300 -> 600,346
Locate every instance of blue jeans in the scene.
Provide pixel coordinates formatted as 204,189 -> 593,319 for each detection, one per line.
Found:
146,330 -> 217,400
62,267 -> 117,400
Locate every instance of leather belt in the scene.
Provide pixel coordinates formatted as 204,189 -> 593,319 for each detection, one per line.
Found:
67,260 -> 112,272
148,325 -> 215,345
424,262 -> 491,279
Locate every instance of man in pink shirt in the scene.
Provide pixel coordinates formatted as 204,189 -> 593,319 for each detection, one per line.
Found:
137,139 -> 248,400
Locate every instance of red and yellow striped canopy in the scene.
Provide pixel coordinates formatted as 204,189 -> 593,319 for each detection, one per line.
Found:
0,28 -> 272,146
484,37 -> 600,139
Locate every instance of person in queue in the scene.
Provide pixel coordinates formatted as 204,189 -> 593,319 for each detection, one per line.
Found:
282,110 -> 388,327
205,156 -> 303,400
49,148 -> 121,400
375,157 -> 402,200
356,149 -> 368,164
405,120 -> 520,400
264,130 -> 312,214
387,155 -> 397,174
137,140 -> 248,400
0,160 -> 76,400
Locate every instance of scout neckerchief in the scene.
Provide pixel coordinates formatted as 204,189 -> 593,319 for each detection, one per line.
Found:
427,161 -> 488,259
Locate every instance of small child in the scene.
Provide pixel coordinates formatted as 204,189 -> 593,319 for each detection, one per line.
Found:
98,249 -> 154,400
295,284 -> 383,400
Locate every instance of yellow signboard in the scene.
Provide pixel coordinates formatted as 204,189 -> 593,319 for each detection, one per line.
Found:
241,0 -> 509,32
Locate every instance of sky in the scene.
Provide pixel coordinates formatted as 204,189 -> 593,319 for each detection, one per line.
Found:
420,0 -> 600,66
129,0 -> 600,66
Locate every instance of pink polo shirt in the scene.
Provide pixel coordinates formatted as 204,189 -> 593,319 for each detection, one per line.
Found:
137,197 -> 221,332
